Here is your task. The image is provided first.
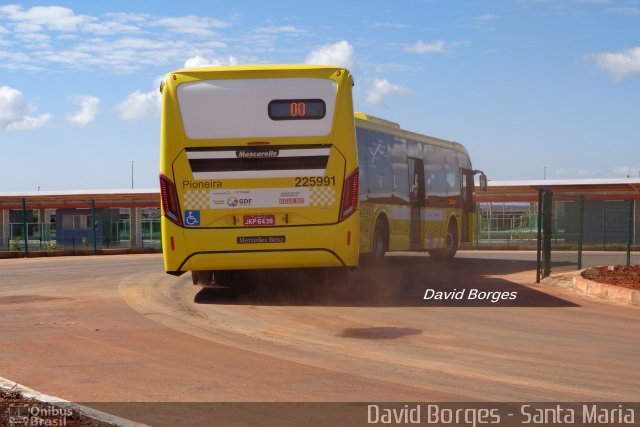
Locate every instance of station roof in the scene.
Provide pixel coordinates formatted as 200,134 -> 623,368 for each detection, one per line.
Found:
478,178 -> 640,203
0,188 -> 160,210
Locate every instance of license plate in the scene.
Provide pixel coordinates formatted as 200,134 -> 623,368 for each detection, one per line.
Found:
243,214 -> 275,226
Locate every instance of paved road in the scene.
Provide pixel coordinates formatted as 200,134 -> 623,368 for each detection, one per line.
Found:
1,252 -> 639,424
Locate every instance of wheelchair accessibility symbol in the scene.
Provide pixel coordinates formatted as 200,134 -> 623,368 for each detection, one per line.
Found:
184,210 -> 200,227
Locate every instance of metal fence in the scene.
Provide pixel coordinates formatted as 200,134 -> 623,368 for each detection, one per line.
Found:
4,220 -> 161,250
4,196 -> 639,266
478,198 -> 640,271
478,202 -> 538,248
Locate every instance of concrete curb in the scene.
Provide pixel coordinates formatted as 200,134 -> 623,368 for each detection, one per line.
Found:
572,275 -> 640,307
0,377 -> 149,427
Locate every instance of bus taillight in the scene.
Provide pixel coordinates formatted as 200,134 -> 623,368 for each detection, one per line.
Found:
160,174 -> 183,227
340,168 -> 359,221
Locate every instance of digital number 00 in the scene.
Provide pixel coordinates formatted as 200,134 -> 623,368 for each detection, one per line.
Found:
289,102 -> 307,117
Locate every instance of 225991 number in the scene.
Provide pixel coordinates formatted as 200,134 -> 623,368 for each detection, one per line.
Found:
295,176 -> 336,187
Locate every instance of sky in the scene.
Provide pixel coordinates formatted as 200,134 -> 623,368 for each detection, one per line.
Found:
1,0 -> 639,192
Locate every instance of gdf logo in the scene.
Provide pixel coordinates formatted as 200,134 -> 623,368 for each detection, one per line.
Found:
227,197 -> 238,207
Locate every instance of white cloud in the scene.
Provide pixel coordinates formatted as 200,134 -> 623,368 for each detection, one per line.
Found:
0,51 -> 30,63
585,47 -> 640,81
255,26 -> 304,34
614,166 -> 640,177
184,54 -> 238,68
112,37 -> 158,50
577,169 -> 600,177
365,79 -> 410,106
116,88 -> 161,121
15,30 -> 50,44
554,169 -> 569,177
82,21 -> 141,36
368,22 -> 411,29
305,40 -> 354,69
475,14 -> 499,22
0,85 -> 51,130
184,55 -> 212,68
14,22 -> 44,34
103,12 -> 150,24
0,5 -> 92,32
0,6 -> 233,74
67,95 -> 100,126
607,7 -> 640,15
6,114 -> 52,130
404,40 -> 447,54
149,16 -> 230,37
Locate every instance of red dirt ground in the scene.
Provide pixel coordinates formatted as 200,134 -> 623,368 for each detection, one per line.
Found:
582,265 -> 640,291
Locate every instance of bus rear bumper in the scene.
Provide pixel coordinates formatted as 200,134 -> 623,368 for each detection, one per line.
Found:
161,217 -> 359,273
182,248 -> 348,271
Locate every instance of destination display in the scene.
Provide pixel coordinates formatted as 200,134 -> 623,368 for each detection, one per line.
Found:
268,99 -> 326,120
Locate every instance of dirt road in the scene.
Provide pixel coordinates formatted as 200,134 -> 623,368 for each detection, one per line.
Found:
1,252 -> 639,424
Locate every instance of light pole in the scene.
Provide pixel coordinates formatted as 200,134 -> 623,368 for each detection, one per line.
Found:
131,161 -> 134,189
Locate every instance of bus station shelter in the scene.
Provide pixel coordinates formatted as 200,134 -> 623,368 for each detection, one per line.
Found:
477,178 -> 640,204
0,189 -> 160,253
476,178 -> 640,274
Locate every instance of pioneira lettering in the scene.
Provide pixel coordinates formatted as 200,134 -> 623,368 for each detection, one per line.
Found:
182,179 -> 222,189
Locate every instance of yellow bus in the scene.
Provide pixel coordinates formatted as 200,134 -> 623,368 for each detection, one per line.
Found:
159,64 -> 359,284
355,113 -> 485,261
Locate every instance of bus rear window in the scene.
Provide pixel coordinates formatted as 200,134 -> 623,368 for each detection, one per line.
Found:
177,78 -> 336,139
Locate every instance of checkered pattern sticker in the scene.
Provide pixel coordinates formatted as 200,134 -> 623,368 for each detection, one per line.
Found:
183,190 -> 210,210
309,186 -> 336,207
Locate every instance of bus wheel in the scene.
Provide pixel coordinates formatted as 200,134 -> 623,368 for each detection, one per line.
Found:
429,221 -> 458,261
192,270 -> 213,285
372,221 -> 388,259
213,270 -> 236,286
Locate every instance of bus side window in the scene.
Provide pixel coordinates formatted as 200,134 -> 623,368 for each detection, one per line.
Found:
390,140 -> 409,200
445,151 -> 460,197
365,129 -> 393,196
458,152 -> 472,170
424,145 -> 446,197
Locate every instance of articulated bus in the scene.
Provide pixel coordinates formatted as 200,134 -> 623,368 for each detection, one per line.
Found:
159,64 -> 484,284
355,113 -> 485,261
159,65 -> 359,284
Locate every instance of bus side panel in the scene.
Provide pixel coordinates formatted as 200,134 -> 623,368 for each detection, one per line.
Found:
420,211 -> 437,250
356,125 -> 412,253
358,203 -> 373,254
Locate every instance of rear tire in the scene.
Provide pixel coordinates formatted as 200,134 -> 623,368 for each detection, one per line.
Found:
360,220 -> 388,266
192,270 -> 213,285
429,220 -> 458,261
213,270 -> 236,286
372,221 -> 388,259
